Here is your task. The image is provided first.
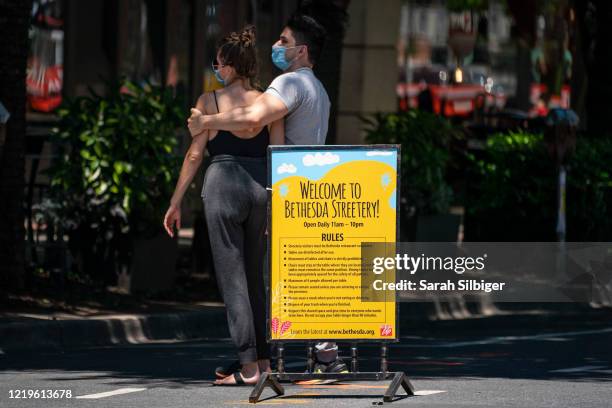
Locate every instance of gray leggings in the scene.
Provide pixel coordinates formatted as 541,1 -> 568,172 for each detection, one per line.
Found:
202,155 -> 269,364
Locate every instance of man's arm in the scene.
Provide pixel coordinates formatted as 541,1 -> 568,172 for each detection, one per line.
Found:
269,117 -> 285,145
189,92 -> 288,137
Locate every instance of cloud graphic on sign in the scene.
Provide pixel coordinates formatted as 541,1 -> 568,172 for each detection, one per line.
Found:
302,152 -> 340,167
277,163 -> 297,174
366,151 -> 394,156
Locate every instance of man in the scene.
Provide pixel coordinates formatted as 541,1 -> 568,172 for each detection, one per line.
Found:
188,14 -> 347,374
188,14 -> 328,145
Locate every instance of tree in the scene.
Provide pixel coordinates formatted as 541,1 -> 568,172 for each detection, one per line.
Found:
574,0 -> 612,136
297,0 -> 350,145
0,0 -> 33,293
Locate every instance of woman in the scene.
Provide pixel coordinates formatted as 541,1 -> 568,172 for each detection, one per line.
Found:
163,26 -> 283,385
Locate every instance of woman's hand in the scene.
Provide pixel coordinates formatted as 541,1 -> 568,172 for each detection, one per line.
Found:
163,203 -> 181,238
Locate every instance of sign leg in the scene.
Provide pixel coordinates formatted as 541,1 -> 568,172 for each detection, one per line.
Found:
249,372 -> 285,404
383,372 -> 415,402
307,342 -> 314,373
351,343 -> 358,372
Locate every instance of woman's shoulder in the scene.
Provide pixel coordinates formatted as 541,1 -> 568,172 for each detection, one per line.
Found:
196,91 -> 218,114
245,88 -> 263,102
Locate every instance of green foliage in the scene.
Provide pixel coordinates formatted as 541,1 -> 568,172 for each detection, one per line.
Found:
467,131 -> 555,217
566,137 -> 612,240
466,131 -> 612,241
47,80 -> 184,259
363,110 -> 460,217
446,0 -> 489,12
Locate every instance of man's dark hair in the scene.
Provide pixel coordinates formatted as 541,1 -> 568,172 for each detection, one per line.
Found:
286,14 -> 327,65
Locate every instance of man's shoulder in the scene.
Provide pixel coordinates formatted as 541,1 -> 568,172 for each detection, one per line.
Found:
268,71 -> 302,86
270,69 -> 325,92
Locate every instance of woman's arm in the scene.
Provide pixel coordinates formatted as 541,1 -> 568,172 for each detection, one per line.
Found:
269,117 -> 285,145
169,95 -> 209,207
168,132 -> 208,207
164,96 -> 210,237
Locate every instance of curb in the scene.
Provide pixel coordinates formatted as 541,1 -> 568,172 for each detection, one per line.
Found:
0,308 -> 230,353
2,303 -> 610,353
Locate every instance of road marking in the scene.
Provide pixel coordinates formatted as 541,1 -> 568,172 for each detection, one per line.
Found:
549,365 -> 607,373
415,390 -> 447,396
295,379 -> 338,385
75,388 -> 147,399
227,389 -> 446,405
298,384 -> 388,389
397,327 -> 612,348
227,399 -> 311,405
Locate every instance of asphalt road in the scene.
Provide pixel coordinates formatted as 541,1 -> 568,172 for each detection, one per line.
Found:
1,316 -> 612,408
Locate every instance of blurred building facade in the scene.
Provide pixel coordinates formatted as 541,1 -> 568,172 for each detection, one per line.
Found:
395,0 -> 575,120
336,0 -> 401,144
24,0 -> 582,216
20,0 -> 600,286
36,0 -> 298,106
24,0 -> 583,141
26,0 -> 405,143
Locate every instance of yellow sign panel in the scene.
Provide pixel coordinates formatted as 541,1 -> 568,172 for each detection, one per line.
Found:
269,146 -> 399,341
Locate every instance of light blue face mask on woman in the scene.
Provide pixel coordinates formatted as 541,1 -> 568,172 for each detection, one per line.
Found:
271,45 -> 300,71
212,63 -> 225,86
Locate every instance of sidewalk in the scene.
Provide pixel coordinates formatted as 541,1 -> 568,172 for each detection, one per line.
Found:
3,296 -> 611,354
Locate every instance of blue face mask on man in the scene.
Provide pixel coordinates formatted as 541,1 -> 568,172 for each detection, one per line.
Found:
271,45 -> 301,71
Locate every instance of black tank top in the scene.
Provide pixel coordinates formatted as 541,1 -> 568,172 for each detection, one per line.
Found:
206,90 -> 269,158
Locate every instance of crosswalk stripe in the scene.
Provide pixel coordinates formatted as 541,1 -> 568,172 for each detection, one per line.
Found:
75,388 -> 147,399
549,365 -> 607,373
415,390 -> 447,396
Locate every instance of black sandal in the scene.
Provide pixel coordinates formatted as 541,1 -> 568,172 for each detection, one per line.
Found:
233,372 -> 246,385
214,360 -> 241,379
213,372 -> 252,386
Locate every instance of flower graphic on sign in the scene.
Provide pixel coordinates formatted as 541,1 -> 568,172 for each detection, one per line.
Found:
279,184 -> 289,197
270,282 -> 295,339
270,317 -> 292,337
279,321 -> 292,335
271,317 -> 279,335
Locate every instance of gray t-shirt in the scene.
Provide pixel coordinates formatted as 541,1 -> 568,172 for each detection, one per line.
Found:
265,67 -> 330,145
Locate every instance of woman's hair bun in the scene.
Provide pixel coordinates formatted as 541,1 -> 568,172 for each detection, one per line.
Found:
217,24 -> 259,88
239,25 -> 256,47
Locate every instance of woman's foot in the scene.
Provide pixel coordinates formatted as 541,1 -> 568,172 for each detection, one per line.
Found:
257,359 -> 272,374
213,362 -> 259,385
215,360 -> 241,379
